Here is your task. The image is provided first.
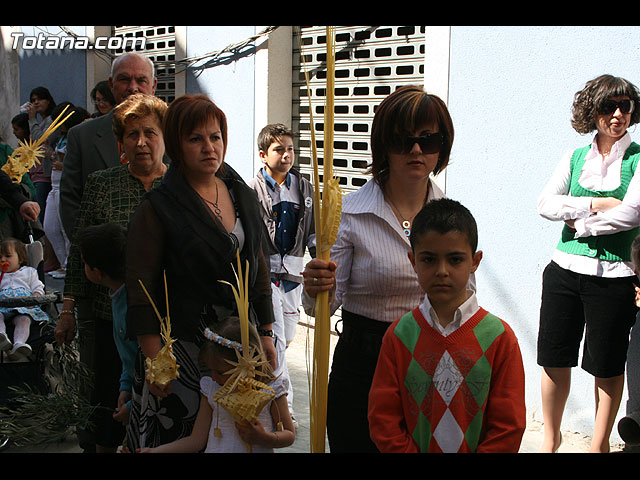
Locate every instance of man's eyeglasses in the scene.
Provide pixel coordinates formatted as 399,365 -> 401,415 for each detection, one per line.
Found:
599,99 -> 635,115
392,132 -> 444,155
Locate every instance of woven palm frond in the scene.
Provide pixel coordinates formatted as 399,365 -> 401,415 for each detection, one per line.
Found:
139,272 -> 180,389
2,105 -> 74,183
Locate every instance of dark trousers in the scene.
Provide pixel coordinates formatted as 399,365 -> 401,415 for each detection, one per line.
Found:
327,310 -> 389,453
77,306 -> 125,450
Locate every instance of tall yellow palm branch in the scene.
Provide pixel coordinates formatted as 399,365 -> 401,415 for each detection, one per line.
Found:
299,26 -> 343,453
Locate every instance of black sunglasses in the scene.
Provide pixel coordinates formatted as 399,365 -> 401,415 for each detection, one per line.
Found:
393,132 -> 444,155
599,99 -> 635,115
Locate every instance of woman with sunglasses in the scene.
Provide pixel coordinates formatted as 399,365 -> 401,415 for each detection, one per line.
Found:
302,85 -> 455,452
537,74 -> 640,453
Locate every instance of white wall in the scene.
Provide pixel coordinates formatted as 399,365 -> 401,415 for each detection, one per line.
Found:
445,25 -> 640,439
184,26 -> 260,182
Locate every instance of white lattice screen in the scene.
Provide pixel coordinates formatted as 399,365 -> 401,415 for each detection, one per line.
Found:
292,26 -> 426,193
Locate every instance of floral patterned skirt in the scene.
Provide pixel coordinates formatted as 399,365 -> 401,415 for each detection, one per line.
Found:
0,287 -> 49,323
126,339 -> 204,451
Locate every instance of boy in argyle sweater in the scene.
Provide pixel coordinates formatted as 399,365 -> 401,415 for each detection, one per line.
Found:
368,198 -> 526,453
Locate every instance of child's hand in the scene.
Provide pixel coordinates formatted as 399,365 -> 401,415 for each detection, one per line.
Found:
136,447 -> 155,453
147,380 -> 172,398
113,405 -> 128,424
635,285 -> 640,308
113,391 -> 131,424
235,419 -> 270,446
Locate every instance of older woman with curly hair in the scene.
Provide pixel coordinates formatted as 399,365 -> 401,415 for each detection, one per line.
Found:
55,93 -> 168,453
537,74 -> 640,453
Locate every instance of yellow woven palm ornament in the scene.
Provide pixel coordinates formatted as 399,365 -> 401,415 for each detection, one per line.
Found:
214,249 -> 276,452
2,105 -> 74,183
138,272 -> 180,389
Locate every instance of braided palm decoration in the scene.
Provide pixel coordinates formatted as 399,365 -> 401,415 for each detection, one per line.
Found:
215,249 -> 276,452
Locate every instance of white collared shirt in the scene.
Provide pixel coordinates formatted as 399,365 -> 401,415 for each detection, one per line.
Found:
537,132 -> 640,277
328,178 -> 445,323
419,290 -> 480,336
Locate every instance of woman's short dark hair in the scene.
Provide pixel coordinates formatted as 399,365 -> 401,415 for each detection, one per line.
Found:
571,74 -> 640,134
11,113 -> 30,138
369,85 -> 454,187
162,94 -> 228,174
90,80 -> 116,106
29,86 -> 56,117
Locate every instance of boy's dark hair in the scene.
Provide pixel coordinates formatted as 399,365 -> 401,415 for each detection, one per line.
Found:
410,198 -> 478,253
257,123 -> 294,153
77,223 -> 127,281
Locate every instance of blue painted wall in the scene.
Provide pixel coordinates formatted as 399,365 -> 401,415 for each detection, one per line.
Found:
18,26 -> 87,111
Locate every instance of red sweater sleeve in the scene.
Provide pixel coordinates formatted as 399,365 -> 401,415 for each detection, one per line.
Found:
368,327 -> 420,453
476,322 -> 527,453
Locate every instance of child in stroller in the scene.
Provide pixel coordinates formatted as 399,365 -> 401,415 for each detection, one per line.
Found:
0,237 -> 48,360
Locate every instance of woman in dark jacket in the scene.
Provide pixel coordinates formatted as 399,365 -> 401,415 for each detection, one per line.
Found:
125,94 -> 275,450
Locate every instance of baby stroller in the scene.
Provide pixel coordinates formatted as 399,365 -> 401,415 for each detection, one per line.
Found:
0,224 -> 62,450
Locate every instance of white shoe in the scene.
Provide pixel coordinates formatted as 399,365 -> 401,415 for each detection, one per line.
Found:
51,268 -> 66,279
8,342 -> 31,360
0,332 -> 11,352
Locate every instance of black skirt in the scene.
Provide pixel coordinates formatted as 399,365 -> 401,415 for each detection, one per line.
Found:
326,309 -> 390,453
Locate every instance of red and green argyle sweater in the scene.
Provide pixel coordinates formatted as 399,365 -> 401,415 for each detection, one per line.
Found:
368,306 -> 526,453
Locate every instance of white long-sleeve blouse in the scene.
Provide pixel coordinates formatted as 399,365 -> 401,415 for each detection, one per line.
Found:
537,132 -> 640,277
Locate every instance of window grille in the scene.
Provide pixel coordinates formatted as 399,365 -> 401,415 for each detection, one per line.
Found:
292,26 -> 425,193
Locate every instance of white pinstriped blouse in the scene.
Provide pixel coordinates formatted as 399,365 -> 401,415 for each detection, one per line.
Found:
328,177 -> 445,323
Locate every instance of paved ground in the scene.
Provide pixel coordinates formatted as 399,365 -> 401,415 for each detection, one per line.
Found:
3,313 -> 627,454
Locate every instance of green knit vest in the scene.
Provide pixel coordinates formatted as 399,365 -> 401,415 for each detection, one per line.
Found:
556,142 -> 640,262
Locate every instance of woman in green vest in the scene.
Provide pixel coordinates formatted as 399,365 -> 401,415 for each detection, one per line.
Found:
537,74 -> 640,453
